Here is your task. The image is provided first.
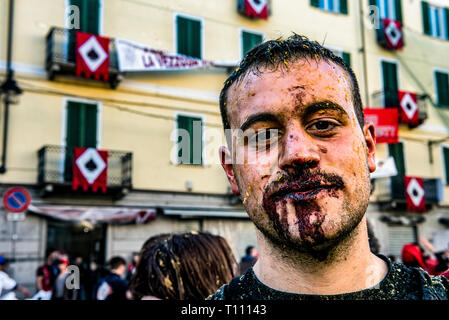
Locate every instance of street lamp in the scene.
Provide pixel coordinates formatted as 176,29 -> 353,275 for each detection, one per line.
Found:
0,71 -> 22,105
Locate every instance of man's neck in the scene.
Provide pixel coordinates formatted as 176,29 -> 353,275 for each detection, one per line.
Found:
252,217 -> 388,295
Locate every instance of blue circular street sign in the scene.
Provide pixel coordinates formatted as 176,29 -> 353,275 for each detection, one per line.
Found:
3,187 -> 31,213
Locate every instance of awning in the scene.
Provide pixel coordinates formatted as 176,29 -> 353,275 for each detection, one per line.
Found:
27,204 -> 157,225
163,208 -> 248,218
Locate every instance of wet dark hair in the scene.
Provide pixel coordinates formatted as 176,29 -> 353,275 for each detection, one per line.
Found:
130,231 -> 238,300
219,33 -> 364,131
108,256 -> 127,270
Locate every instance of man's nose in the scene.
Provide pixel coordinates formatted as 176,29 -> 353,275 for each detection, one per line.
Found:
278,126 -> 320,173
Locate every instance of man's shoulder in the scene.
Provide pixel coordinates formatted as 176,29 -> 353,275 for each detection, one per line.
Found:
207,273 -> 249,300
390,261 -> 449,300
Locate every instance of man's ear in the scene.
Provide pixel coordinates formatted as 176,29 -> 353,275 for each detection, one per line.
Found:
219,146 -> 240,195
364,123 -> 376,173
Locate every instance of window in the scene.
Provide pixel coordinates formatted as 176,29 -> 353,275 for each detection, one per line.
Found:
442,146 -> 449,185
435,71 -> 449,107
388,142 -> 405,199
176,114 -> 203,165
328,48 -> 351,67
311,0 -> 348,14
370,0 -> 403,22
422,2 -> 449,39
176,15 -> 202,59
241,31 -> 263,57
381,60 -> 399,108
64,100 -> 99,180
69,0 -> 101,34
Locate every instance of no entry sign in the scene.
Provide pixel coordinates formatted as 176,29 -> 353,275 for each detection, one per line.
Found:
3,187 -> 31,213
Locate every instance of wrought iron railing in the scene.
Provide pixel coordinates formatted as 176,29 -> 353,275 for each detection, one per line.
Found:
370,90 -> 428,127
45,27 -> 122,88
37,145 -> 132,189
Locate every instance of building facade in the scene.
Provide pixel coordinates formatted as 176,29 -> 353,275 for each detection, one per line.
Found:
0,0 -> 448,290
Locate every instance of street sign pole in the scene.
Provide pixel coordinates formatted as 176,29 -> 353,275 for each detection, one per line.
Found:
2,187 -> 31,279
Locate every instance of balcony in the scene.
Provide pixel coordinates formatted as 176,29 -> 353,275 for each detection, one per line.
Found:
45,27 -> 122,89
37,145 -> 132,199
376,177 -> 443,211
371,90 -> 428,128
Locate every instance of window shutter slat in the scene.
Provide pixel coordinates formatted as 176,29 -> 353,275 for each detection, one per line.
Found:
422,1 -> 431,35
445,8 -> 449,40
382,61 -> 399,108
342,52 -> 351,67
311,0 -> 319,8
444,147 -> 449,185
176,16 -> 201,59
340,0 -> 348,14
436,72 -> 449,107
85,103 -> 98,148
395,0 -> 403,23
388,142 -> 405,199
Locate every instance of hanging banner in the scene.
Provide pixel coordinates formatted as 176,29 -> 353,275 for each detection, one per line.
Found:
378,18 -> 404,50
115,39 -> 212,72
398,90 -> 419,126
404,176 -> 426,212
363,108 -> 399,144
76,32 -> 110,81
244,0 -> 268,19
370,157 -> 398,179
72,147 -> 108,193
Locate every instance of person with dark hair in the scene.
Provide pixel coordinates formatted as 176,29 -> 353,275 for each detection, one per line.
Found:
96,256 -> 129,300
126,252 -> 140,282
210,34 -> 449,300
33,249 -> 61,300
51,255 -> 78,300
239,246 -> 258,274
366,220 -> 380,255
130,231 -> 238,300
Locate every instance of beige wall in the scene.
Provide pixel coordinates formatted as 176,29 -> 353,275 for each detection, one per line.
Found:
1,0 -> 449,200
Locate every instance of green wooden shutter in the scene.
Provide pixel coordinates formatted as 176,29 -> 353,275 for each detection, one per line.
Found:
177,115 -> 202,165
389,142 -> 405,199
176,16 -> 202,59
422,1 -> 431,35
340,0 -> 348,14
443,147 -> 449,185
368,0 -> 377,7
445,8 -> 449,40
70,0 -> 100,34
395,0 -> 403,23
84,103 -> 98,147
311,0 -> 319,8
85,0 -> 101,34
242,31 -> 263,56
436,71 -> 449,107
382,61 -> 399,108
342,52 -> 351,67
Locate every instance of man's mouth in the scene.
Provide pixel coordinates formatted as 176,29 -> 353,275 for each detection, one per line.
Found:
270,181 -> 343,202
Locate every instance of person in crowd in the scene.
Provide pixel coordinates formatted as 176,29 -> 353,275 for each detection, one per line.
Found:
209,33 -> 449,300
97,256 -> 129,300
127,252 -> 140,282
239,246 -> 258,274
51,255 -> 78,300
74,256 -> 88,300
33,249 -> 61,300
0,256 -> 30,300
130,231 -> 238,300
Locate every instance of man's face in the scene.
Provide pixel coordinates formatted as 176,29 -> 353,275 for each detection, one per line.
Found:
221,58 -> 376,254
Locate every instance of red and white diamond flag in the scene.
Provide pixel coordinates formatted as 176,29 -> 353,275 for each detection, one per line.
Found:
398,91 -> 419,126
244,0 -> 268,19
382,18 -> 404,50
72,147 -> 108,193
404,176 -> 426,212
76,32 -> 110,81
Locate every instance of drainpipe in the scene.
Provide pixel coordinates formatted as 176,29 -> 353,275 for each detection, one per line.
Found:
0,0 -> 18,174
359,0 -> 370,108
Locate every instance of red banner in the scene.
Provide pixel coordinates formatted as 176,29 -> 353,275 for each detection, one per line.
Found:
76,32 -> 110,81
72,147 -> 108,193
363,108 -> 399,144
398,91 -> 419,126
244,0 -> 268,19
404,176 -> 426,212
382,18 -> 404,50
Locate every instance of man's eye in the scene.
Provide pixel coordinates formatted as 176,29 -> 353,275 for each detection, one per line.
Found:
309,121 -> 338,132
247,129 -> 278,149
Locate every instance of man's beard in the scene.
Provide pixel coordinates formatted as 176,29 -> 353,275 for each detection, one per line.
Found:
255,167 -> 369,261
